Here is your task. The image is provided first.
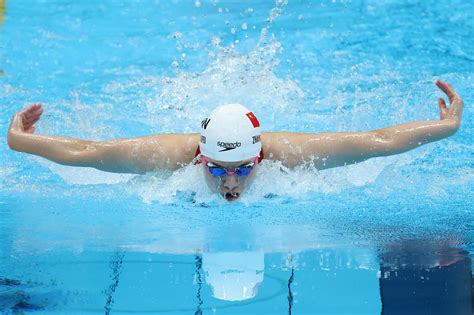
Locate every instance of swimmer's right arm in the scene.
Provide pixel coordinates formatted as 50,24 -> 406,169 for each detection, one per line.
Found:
7,104 -> 200,174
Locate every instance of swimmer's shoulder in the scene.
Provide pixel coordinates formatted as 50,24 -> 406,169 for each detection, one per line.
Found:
141,133 -> 200,143
146,133 -> 200,163
261,132 -> 325,166
261,132 -> 297,161
120,133 -> 200,171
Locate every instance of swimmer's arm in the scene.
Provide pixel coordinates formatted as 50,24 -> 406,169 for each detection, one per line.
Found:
7,104 -> 200,174
263,80 -> 464,169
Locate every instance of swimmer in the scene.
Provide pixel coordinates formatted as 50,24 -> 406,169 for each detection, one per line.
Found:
7,80 -> 464,202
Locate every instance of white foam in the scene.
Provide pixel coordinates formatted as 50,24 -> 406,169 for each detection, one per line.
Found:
7,2 -> 470,205
122,149 -> 428,205
126,163 -> 221,204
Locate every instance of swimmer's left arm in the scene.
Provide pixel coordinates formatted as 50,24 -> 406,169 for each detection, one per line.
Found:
263,80 -> 464,169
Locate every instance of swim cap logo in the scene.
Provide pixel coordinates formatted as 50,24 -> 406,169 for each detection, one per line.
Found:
201,118 -> 211,130
217,141 -> 241,152
201,136 -> 206,144
252,135 -> 261,144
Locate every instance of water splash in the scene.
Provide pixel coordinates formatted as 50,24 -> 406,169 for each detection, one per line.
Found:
1,0 -> 472,212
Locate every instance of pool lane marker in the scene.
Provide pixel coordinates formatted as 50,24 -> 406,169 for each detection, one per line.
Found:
194,255 -> 203,315
103,251 -> 125,315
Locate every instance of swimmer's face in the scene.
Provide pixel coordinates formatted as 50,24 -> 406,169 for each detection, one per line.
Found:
202,156 -> 258,202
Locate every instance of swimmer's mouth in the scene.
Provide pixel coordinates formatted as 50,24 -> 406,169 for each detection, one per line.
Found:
224,192 -> 240,202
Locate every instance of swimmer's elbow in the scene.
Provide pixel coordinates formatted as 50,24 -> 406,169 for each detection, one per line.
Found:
366,130 -> 398,156
58,141 -> 102,166
368,129 -> 423,156
74,141 -> 143,174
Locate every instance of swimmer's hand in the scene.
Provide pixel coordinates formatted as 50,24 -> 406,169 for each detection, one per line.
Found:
8,103 -> 44,151
435,80 -> 464,129
9,103 -> 43,135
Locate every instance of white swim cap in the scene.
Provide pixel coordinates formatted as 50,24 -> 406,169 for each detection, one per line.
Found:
200,104 -> 261,162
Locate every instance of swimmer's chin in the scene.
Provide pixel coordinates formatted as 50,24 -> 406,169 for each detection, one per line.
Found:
223,192 -> 240,202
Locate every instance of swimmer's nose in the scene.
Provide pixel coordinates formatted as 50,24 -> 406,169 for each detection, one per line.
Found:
223,175 -> 239,191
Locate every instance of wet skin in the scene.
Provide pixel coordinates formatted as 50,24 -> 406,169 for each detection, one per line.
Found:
7,81 -> 465,194
201,156 -> 258,201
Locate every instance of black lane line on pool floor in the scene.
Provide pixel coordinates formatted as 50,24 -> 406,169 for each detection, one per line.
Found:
287,268 -> 294,315
104,251 -> 125,315
194,255 -> 203,315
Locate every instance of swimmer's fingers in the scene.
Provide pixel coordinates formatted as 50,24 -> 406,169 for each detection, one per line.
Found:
435,80 -> 463,121
438,98 -> 449,120
13,103 -> 43,133
435,80 -> 457,103
22,104 -> 43,130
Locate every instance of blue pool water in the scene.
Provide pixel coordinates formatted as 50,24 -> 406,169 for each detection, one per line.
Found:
0,0 -> 473,314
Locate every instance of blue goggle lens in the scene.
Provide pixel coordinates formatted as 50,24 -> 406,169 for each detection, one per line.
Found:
235,167 -> 253,176
208,167 -> 227,176
208,166 -> 254,177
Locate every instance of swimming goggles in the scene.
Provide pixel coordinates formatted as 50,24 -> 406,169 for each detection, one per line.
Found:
201,156 -> 257,177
